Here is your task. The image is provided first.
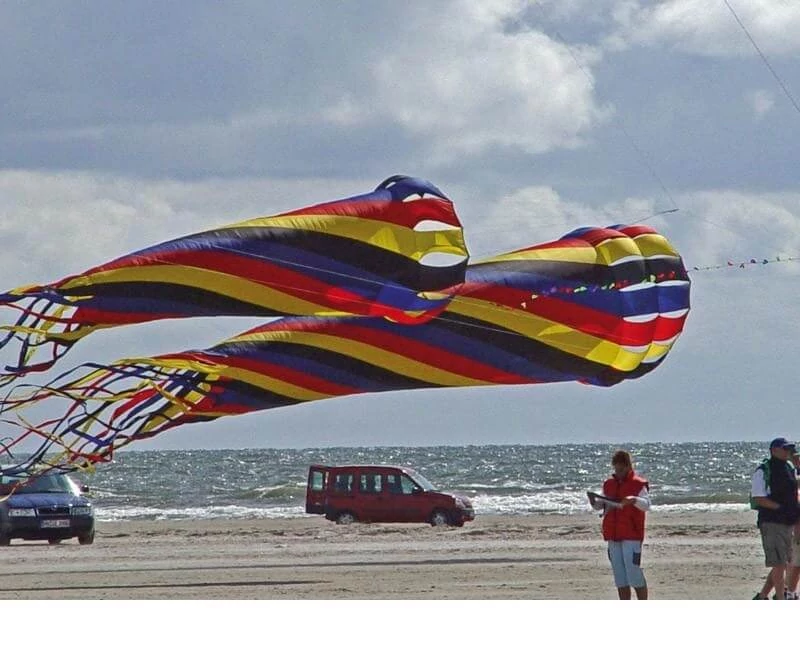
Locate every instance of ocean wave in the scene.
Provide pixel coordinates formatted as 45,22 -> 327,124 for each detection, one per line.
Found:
96,504 -> 305,521
79,442 -> 765,520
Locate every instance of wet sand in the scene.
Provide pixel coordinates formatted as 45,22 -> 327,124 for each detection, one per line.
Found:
0,509 -> 767,600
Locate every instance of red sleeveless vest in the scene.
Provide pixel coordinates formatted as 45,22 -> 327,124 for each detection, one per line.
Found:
601,470 -> 649,541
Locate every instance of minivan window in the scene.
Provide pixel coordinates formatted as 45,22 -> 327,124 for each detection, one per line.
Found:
385,473 -> 403,494
386,472 -> 419,495
399,475 -> 418,494
309,470 -> 325,492
334,472 -> 354,493
360,472 -> 382,494
405,469 -> 436,491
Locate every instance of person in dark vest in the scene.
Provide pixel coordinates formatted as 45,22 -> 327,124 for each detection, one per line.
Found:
589,449 -> 651,600
751,437 -> 799,600
785,448 -> 800,599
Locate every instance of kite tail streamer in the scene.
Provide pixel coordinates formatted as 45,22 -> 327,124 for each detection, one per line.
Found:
0,289 -> 113,387
0,356 -> 228,476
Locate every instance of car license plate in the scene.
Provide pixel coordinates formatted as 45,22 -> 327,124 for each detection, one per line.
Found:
40,519 -> 70,528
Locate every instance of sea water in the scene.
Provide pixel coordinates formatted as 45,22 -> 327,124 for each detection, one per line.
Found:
75,441 -> 764,521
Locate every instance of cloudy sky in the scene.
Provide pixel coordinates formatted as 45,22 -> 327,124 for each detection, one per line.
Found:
1,0 -> 798,449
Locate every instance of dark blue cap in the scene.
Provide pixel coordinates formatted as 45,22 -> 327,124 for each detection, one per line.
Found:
770,437 -> 795,450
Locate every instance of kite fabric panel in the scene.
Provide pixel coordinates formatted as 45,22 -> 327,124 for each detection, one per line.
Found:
0,224 -> 689,477
0,175 -> 468,385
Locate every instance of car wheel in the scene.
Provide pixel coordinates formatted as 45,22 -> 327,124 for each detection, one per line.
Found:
48,538 -> 62,545
430,510 -> 451,527
335,511 -> 357,525
0,535 -> 9,546
78,530 -> 95,545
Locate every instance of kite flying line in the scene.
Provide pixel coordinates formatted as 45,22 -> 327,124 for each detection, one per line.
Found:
723,0 -> 800,117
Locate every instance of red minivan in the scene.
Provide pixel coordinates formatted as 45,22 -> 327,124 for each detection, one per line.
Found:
305,464 -> 475,527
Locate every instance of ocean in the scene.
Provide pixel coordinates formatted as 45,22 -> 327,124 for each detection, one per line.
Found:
77,441 -> 764,522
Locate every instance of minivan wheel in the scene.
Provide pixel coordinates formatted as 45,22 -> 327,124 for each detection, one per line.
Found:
0,535 -> 9,546
78,530 -> 95,545
430,510 -> 451,527
335,512 -> 357,525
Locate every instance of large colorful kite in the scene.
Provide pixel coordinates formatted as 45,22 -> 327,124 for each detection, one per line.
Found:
0,175 -> 468,385
0,221 -> 690,477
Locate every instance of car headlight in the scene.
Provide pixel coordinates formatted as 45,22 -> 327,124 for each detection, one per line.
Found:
71,506 -> 93,516
8,508 -> 36,517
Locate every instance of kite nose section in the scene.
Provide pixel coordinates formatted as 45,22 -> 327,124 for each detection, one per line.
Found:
375,175 -> 450,203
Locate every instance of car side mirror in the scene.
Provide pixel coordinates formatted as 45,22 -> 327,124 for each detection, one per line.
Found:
81,484 -> 90,494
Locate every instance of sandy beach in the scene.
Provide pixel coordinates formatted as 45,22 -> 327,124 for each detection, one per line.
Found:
0,509 -> 769,600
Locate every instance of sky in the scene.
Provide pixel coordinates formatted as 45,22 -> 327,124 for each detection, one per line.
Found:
0,0 -> 798,449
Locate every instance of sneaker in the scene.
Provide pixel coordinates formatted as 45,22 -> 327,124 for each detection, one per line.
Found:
753,592 -> 768,599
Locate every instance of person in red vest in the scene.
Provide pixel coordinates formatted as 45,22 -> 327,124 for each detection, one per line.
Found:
589,449 -> 651,599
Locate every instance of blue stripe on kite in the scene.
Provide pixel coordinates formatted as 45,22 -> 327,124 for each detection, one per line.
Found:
247,351 -> 407,393
352,318 -> 590,384
118,237 -> 446,312
215,316 -> 585,386
532,282 -> 689,318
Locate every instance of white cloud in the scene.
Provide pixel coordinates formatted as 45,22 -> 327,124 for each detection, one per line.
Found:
748,89 -> 775,119
0,171 -> 368,285
0,1 -> 613,172
0,171 -> 155,281
673,190 -> 800,266
371,0 -> 610,159
608,0 -> 800,57
463,179 -> 800,270
468,185 -> 598,255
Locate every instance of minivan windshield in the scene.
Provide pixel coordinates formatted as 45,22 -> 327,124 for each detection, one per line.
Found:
405,469 -> 436,491
0,474 -> 79,495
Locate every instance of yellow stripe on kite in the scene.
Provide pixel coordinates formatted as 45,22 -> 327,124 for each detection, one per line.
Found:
221,366 -> 336,402
447,296 -> 646,372
228,329 -> 493,387
594,237 -> 641,266
124,357 -> 226,374
642,339 -> 674,362
59,265 -> 342,316
472,246 -> 599,265
222,214 -> 468,261
628,233 -> 681,258
473,234 -> 671,268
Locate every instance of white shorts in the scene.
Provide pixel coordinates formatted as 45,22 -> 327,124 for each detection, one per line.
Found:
607,540 -> 646,589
